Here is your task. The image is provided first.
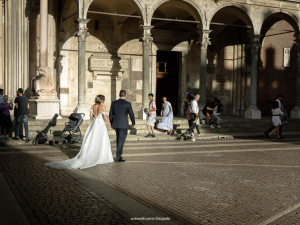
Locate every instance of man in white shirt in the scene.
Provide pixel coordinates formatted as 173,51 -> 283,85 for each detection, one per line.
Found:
0,89 -> 3,104
189,94 -> 201,136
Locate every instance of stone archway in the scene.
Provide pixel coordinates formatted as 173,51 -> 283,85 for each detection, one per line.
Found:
257,11 -> 300,117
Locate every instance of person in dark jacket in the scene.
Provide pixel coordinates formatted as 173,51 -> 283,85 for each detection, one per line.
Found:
109,90 -> 135,162
201,99 -> 221,128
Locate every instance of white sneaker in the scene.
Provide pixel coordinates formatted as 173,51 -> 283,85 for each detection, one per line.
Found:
210,125 -> 215,129
191,132 -> 195,137
217,126 -> 221,128
201,119 -> 205,124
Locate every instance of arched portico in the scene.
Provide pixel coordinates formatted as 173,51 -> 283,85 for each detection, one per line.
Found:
258,11 -> 300,118
72,0 -> 146,119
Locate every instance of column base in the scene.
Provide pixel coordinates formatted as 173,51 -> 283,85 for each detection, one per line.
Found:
74,105 -> 91,120
138,110 -> 148,120
29,99 -> 62,120
244,108 -> 261,119
290,106 -> 300,119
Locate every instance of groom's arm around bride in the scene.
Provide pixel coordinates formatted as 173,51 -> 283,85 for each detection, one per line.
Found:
109,90 -> 135,162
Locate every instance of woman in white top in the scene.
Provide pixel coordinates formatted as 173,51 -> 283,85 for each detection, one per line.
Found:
266,101 -> 283,139
45,95 -> 114,169
156,96 -> 174,135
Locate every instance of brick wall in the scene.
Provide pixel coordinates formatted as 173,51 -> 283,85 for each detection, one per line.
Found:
257,20 -> 297,116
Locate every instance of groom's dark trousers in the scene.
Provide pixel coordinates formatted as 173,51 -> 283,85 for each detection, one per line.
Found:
115,128 -> 128,160
109,98 -> 135,161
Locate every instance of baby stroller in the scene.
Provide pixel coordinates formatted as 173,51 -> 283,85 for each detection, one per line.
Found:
179,116 -> 200,142
33,114 -> 59,145
59,113 -> 85,146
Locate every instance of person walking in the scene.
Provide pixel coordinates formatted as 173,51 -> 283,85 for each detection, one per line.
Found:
156,96 -> 174,135
145,93 -> 157,137
109,90 -> 135,162
0,95 -> 13,141
182,86 -> 194,117
45,95 -> 114,169
186,96 -> 193,130
265,101 -> 283,139
14,88 -> 30,142
189,94 -> 201,137
265,94 -> 283,138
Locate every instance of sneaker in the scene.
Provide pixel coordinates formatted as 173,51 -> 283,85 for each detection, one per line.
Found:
201,119 -> 205,124
191,132 -> 195,137
210,125 -> 215,129
145,133 -> 152,137
5,137 -> 9,141
13,137 -> 20,140
217,126 -> 221,128
25,138 -> 30,143
151,133 -> 156,137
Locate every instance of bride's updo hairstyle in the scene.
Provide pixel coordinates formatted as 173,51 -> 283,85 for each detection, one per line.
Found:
95,95 -> 105,104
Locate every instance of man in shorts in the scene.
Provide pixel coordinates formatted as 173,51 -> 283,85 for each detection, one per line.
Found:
145,93 -> 157,138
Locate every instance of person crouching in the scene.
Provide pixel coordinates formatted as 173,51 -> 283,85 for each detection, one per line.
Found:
202,99 -> 221,128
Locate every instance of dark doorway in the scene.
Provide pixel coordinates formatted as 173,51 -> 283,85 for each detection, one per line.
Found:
156,51 -> 180,115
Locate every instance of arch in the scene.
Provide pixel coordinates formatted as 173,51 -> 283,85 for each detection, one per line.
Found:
149,0 -> 204,29
59,0 -> 77,31
258,10 -> 300,34
207,3 -> 258,35
82,0 -> 146,24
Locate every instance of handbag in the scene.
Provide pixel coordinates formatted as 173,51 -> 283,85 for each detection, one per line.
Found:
279,114 -> 284,121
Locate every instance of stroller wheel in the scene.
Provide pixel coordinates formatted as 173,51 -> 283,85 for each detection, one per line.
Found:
49,140 -> 54,146
180,136 -> 184,141
66,140 -> 71,147
58,138 -> 63,146
32,141 -> 37,145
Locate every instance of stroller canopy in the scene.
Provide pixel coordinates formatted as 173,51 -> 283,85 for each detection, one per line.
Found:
64,113 -> 83,131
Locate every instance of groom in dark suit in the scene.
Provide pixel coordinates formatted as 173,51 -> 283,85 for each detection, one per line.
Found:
109,90 -> 135,162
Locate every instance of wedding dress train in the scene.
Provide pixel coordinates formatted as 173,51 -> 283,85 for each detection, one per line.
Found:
45,111 -> 114,169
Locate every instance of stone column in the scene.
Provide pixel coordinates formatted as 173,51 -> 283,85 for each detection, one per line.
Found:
139,25 -> 153,120
291,34 -> 300,118
198,30 -> 211,119
74,19 -> 90,120
39,0 -> 48,67
244,35 -> 262,119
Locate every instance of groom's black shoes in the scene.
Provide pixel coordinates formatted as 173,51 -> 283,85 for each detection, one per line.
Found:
116,157 -> 126,162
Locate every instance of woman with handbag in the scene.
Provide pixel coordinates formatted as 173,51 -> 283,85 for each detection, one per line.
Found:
265,101 -> 283,140
0,95 -> 13,141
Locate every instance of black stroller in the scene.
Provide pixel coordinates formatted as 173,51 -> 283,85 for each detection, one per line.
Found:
59,113 -> 85,146
179,116 -> 200,142
33,114 -> 59,145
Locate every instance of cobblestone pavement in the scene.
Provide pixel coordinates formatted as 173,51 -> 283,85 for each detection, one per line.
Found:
1,138 -> 300,224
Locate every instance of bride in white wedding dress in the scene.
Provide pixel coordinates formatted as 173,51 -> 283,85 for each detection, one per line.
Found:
45,95 -> 114,169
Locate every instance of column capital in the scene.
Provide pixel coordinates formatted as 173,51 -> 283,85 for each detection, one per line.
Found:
248,35 -> 262,53
140,25 -> 154,46
74,19 -> 90,42
197,29 -> 212,50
